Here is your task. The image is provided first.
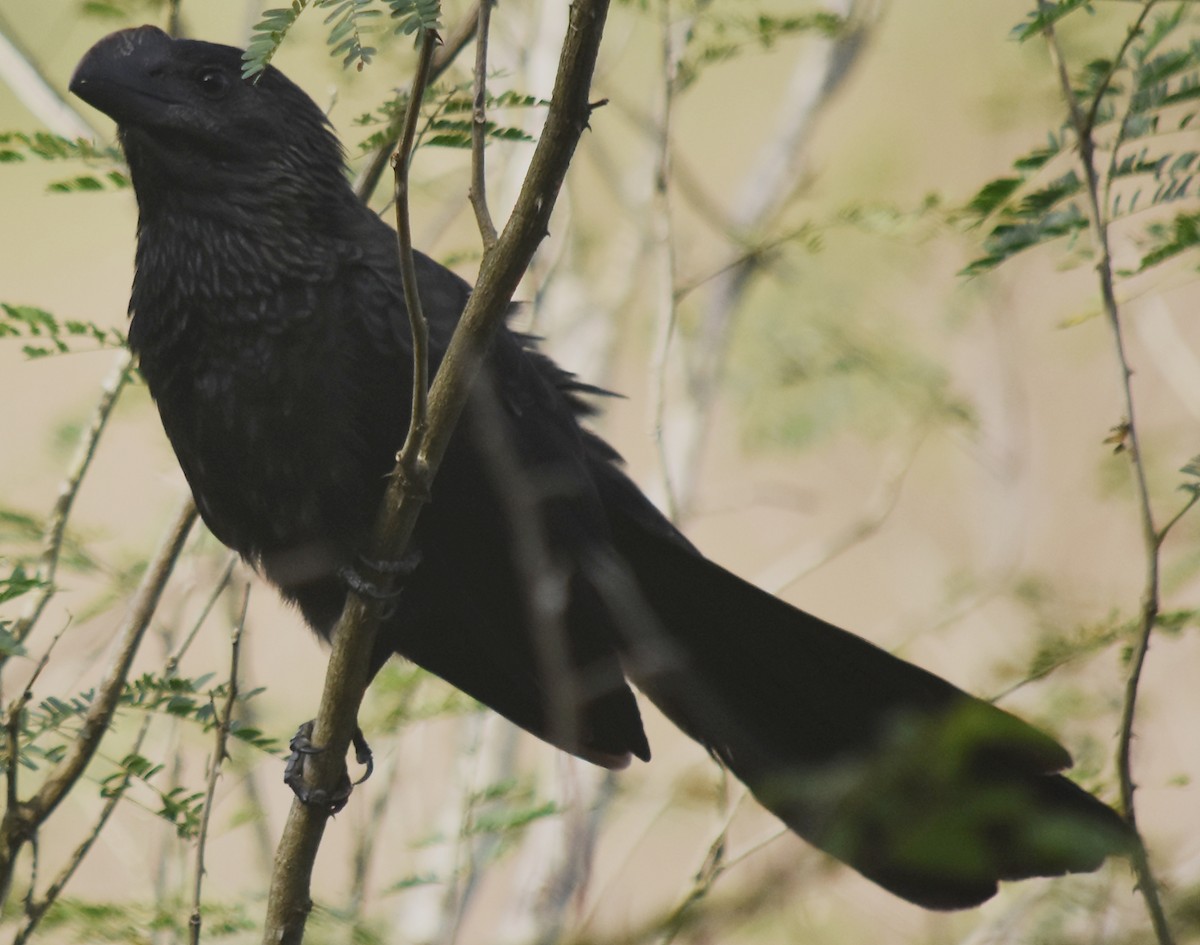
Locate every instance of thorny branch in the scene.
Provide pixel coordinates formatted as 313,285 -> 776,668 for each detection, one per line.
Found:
1039,5 -> 1175,944
261,3 -> 614,941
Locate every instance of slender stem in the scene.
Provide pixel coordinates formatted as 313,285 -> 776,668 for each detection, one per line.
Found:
13,554 -> 240,944
1156,489 -> 1200,546
395,30 -> 441,463
353,4 -> 481,203
5,350 -> 133,664
649,0 -> 682,522
1039,7 -> 1173,944
189,585 -> 248,945
469,0 -> 498,248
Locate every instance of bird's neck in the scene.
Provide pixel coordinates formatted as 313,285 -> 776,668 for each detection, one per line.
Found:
127,201 -> 340,359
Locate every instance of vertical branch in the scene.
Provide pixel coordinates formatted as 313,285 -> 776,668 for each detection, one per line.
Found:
262,3 -> 612,941
469,0 -> 498,248
395,30 -> 442,462
673,0 -> 879,513
188,585 -> 249,945
167,0 -> 183,38
353,5 -> 482,204
647,0 -> 684,521
1038,8 -> 1173,945
5,349 -> 134,663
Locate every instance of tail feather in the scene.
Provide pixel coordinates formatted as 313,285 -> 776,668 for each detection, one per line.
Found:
605,506 -> 1131,910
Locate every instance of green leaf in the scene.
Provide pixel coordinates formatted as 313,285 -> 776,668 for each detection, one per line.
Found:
1011,0 -> 1095,43
388,0 -> 443,37
964,177 -> 1022,219
243,1 -> 309,78
1136,210 -> 1200,271
0,624 -> 26,658
1,303 -> 127,356
0,563 -> 45,605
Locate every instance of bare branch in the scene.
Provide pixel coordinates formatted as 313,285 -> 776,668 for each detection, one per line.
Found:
189,585 -> 249,945
675,0 -> 881,513
469,0 -> 498,248
647,0 -> 685,522
394,30 -> 442,463
1039,6 -> 1173,944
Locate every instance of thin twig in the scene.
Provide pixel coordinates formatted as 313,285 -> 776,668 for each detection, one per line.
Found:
1157,489 -> 1200,545
656,783 -> 739,945
353,4 -> 482,203
0,497 -> 197,911
1039,6 -> 1174,944
676,0 -> 878,512
469,0 -> 498,247
167,0 -> 183,39
189,584 -> 249,945
1099,3 -> 1160,220
754,429 -> 925,594
167,554 -> 240,677
12,555 -> 240,945
647,0 -> 684,522
6,349 -> 134,663
395,30 -> 442,462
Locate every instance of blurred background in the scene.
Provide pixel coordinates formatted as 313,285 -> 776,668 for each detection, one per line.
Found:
0,1 -> 1198,942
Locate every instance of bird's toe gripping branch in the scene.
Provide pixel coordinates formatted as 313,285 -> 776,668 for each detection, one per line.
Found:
337,551 -> 422,617
283,720 -> 375,815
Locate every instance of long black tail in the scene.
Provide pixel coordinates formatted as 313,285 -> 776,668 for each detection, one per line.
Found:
601,498 -> 1131,909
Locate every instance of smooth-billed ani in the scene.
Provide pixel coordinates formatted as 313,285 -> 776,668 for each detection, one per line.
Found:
70,25 -> 1130,910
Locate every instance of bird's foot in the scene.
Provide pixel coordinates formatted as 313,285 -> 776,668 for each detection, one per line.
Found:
338,551 -> 421,616
283,720 -> 375,815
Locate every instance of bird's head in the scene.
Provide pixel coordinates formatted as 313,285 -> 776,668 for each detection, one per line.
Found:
70,26 -> 348,218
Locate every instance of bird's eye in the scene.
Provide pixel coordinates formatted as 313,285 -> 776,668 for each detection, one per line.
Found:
196,67 -> 230,99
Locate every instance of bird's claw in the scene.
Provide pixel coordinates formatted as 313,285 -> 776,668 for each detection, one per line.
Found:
283,721 -> 374,815
338,551 -> 421,616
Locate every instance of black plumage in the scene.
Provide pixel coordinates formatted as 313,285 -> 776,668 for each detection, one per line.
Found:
70,25 -> 1130,909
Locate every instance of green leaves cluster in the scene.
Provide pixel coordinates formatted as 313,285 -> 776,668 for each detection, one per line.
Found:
0,132 -> 128,192
676,10 -> 847,90
243,0 -> 442,78
35,896 -> 254,942
964,5 -> 1200,276
0,303 -> 127,358
354,87 -> 548,154
7,671 -> 280,779
0,564 -> 43,657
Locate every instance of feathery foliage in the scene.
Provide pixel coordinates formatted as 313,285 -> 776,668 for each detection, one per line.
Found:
964,5 -> 1200,276
243,0 -> 441,77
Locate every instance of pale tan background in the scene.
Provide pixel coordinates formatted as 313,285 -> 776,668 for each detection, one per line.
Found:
1,1 -> 1198,942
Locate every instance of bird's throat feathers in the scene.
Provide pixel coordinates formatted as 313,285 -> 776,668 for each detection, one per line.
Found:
126,161 -> 355,351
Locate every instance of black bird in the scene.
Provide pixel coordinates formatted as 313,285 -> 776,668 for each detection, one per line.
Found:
70,26 -> 1130,909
